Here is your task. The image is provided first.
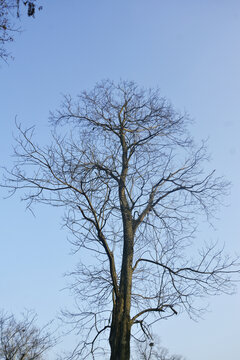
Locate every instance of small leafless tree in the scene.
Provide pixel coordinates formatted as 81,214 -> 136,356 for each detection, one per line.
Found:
1,80 -> 240,360
0,310 -> 55,360
135,335 -> 185,360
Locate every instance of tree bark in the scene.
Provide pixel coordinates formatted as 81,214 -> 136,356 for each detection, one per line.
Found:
109,298 -> 131,360
109,247 -> 133,360
109,195 -> 134,360
110,119 -> 134,359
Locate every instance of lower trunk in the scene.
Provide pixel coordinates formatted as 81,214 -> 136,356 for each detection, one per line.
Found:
110,190 -> 133,359
109,301 -> 131,360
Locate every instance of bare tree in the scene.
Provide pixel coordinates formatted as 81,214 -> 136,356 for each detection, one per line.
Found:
0,0 -> 42,62
1,80 -> 240,360
135,335 -> 185,360
0,310 -> 55,360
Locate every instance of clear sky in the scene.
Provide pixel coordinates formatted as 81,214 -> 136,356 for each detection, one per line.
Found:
1,0 -> 240,359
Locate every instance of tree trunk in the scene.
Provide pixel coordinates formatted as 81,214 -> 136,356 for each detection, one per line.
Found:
109,218 -> 133,360
109,299 -> 131,360
110,133 -> 134,359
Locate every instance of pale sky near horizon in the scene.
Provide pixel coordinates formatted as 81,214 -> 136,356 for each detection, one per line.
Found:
1,1 -> 240,359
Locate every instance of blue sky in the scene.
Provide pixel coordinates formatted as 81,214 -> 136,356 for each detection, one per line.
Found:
1,0 -> 240,359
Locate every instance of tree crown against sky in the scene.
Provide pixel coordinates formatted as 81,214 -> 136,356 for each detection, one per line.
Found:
2,80 -> 240,360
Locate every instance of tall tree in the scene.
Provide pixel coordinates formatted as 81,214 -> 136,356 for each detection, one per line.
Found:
2,80 -> 239,360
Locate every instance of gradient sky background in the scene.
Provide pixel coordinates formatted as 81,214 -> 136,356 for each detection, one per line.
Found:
1,1 -> 240,359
